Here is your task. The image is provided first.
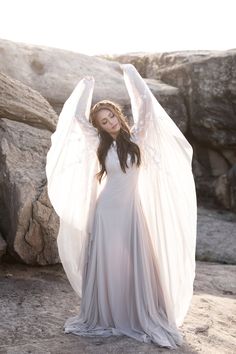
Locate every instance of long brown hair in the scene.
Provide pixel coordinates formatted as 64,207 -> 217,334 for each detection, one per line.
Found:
89,100 -> 141,183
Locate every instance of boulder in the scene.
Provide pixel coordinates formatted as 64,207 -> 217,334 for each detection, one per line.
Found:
156,52 -> 236,149
0,118 -> 59,264
0,72 -> 57,131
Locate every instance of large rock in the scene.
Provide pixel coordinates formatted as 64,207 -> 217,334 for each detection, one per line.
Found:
156,52 -> 236,149
0,72 -> 57,131
0,38 -> 130,114
0,118 -> 59,264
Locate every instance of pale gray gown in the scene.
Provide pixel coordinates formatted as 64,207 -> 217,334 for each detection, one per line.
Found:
63,138 -> 183,349
46,65 -> 196,350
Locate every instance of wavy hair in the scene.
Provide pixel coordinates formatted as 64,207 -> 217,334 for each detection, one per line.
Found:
89,100 -> 141,183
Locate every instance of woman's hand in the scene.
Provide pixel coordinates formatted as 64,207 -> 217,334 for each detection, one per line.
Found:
83,75 -> 95,82
121,63 -> 136,71
81,76 -> 95,89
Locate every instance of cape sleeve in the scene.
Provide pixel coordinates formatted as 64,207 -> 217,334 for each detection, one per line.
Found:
122,63 -> 152,143
122,63 -> 197,328
46,77 -> 100,297
74,77 -> 99,140
122,63 -> 162,168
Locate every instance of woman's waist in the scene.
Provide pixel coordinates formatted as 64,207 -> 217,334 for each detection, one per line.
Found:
97,180 -> 138,201
96,186 -> 139,210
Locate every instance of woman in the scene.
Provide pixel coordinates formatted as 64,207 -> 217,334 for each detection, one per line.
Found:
46,64 -> 197,349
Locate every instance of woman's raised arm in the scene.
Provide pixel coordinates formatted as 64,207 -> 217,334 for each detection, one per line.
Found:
122,64 -> 153,142
73,76 -> 98,139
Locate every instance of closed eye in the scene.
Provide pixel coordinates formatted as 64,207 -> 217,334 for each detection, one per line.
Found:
102,113 -> 115,124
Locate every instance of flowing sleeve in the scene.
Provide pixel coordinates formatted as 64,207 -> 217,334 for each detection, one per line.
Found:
122,63 -> 163,168
122,63 -> 152,143
123,63 -> 197,328
74,77 -> 99,140
46,77 -> 100,297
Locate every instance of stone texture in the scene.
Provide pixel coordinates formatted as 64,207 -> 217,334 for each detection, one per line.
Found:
0,259 -> 235,354
106,50 -> 219,80
214,174 -> 231,209
0,232 -> 7,260
0,72 -> 57,131
0,118 -> 59,265
210,164 -> 236,213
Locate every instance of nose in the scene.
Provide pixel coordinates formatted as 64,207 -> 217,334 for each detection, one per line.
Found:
108,118 -> 114,126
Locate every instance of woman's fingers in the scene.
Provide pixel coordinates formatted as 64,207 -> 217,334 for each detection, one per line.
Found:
83,75 -> 95,82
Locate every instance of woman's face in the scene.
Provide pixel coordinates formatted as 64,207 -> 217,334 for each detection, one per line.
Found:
95,108 -> 121,139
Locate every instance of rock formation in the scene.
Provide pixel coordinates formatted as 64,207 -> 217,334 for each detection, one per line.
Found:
0,38 -> 235,264
0,118 -> 59,264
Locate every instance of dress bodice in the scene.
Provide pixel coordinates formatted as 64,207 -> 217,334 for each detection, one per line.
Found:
105,140 -> 140,180
96,140 -> 140,211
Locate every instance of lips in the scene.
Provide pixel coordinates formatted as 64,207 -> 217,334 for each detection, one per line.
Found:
112,123 -> 118,129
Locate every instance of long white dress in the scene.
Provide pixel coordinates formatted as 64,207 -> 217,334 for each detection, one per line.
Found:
63,137 -> 183,348
46,64 -> 197,350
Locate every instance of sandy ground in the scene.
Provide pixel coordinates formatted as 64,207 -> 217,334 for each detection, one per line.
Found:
0,260 -> 235,354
